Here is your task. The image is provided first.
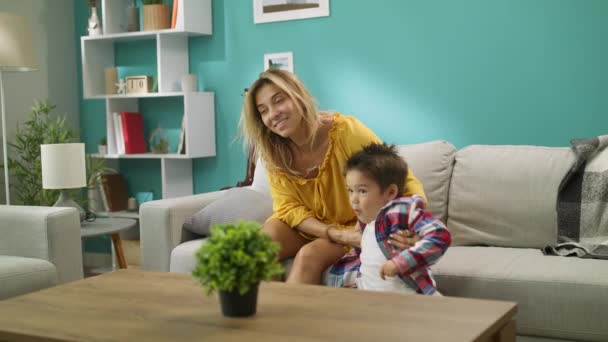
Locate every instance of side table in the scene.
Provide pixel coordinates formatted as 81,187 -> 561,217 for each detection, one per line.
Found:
81,218 -> 137,269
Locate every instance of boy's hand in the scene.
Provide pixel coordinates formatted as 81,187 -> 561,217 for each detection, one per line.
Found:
380,260 -> 398,280
388,230 -> 420,250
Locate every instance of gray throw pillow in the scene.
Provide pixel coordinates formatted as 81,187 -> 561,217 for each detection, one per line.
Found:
183,187 -> 274,236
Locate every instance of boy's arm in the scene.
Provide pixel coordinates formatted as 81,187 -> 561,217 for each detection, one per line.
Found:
384,198 -> 451,276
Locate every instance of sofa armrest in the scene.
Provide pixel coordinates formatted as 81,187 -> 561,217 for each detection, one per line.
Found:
0,205 -> 83,284
139,190 -> 226,272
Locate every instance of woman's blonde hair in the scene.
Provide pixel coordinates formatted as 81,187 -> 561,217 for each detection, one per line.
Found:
239,68 -> 320,175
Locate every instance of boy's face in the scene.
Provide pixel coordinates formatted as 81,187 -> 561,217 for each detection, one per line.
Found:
346,169 -> 398,224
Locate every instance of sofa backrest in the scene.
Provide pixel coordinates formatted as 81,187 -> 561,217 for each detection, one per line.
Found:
250,141 -> 456,224
447,145 -> 575,248
396,141 -> 456,223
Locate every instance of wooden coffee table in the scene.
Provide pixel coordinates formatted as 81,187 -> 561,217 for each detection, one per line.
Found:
0,270 -> 516,341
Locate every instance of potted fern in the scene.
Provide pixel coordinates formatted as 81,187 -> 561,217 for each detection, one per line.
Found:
192,221 -> 283,317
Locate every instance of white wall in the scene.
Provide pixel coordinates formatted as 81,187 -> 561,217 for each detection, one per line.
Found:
0,0 -> 78,204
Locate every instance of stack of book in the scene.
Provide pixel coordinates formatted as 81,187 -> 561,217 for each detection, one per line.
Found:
108,112 -> 146,155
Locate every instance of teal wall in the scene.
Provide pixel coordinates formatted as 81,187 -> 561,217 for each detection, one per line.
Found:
75,0 -> 608,196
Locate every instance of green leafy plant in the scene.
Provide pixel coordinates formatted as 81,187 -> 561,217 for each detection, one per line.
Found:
5,99 -> 112,207
193,221 -> 283,295
86,155 -> 114,190
99,136 -> 107,145
8,100 -> 76,206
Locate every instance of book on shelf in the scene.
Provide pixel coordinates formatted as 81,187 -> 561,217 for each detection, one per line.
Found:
100,173 -> 129,212
106,112 -> 118,155
120,112 -> 146,154
112,112 -> 125,155
171,0 -> 179,29
177,115 -> 186,154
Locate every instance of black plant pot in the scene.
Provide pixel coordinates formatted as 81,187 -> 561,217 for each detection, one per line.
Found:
219,283 -> 259,317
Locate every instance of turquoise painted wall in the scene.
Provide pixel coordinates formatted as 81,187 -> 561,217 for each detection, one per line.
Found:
75,0 -> 608,196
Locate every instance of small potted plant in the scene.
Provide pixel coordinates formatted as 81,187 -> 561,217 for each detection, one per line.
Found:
192,221 -> 283,317
142,0 -> 170,31
98,136 -> 107,155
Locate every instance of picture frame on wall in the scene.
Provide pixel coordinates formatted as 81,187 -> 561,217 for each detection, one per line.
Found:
264,52 -> 294,73
254,0 -> 330,24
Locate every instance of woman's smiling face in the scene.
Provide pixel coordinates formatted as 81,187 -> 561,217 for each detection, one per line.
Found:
255,83 -> 301,138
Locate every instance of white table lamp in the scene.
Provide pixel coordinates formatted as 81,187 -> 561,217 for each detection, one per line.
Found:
0,12 -> 38,205
41,143 -> 87,221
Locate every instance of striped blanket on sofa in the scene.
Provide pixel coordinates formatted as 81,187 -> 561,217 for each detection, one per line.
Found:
544,135 -> 608,259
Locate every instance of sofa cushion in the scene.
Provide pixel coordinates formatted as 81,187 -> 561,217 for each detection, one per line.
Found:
251,157 -> 270,195
171,238 -> 299,281
182,187 -> 273,236
0,256 -> 58,300
170,238 -> 206,273
432,246 -> 608,342
448,145 -> 574,248
396,141 -> 456,223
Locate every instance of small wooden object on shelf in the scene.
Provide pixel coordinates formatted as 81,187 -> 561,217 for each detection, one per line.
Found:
143,3 -> 170,31
126,76 -> 153,94
104,67 -> 118,94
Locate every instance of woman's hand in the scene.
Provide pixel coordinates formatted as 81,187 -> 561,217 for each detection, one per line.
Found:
388,230 -> 421,250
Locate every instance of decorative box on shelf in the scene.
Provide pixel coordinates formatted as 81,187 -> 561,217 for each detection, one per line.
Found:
126,76 -> 154,94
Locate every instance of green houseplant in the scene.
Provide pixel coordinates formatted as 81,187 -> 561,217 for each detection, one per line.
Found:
7,99 -> 113,209
8,100 -> 76,206
192,221 -> 283,317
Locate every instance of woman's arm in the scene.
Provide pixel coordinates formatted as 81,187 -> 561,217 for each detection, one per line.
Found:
326,221 -> 362,247
295,217 -> 331,239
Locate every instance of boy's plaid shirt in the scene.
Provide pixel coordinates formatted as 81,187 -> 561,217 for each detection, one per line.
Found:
326,195 -> 451,295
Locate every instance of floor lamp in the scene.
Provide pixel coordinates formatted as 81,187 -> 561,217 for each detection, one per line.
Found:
0,13 -> 38,205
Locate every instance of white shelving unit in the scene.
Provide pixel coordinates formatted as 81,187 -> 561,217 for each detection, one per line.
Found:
81,0 -> 214,199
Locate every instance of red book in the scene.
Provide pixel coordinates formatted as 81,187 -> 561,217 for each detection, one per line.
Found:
120,112 -> 146,154
171,0 -> 178,29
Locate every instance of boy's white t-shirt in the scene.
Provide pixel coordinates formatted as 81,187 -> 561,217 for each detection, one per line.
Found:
357,219 -> 417,293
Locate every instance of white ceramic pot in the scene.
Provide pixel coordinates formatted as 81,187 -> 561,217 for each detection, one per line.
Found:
98,145 -> 108,155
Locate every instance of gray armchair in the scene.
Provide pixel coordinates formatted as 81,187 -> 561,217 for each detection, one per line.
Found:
0,205 -> 83,299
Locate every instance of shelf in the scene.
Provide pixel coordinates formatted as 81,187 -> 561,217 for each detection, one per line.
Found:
82,0 -> 214,200
81,29 -> 208,43
97,210 -> 140,220
92,153 -> 195,160
85,91 -> 210,100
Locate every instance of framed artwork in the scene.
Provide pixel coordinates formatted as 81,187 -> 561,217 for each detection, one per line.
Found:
254,0 -> 330,24
264,52 -> 294,73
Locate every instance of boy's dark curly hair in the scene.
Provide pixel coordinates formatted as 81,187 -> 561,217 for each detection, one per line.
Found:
345,143 -> 408,195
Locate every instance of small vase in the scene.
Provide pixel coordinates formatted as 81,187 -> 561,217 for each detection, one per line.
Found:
218,283 -> 259,317
127,6 -> 140,32
88,7 -> 103,36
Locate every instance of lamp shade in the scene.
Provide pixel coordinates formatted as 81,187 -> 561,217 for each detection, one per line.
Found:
0,12 -> 37,72
41,143 -> 86,190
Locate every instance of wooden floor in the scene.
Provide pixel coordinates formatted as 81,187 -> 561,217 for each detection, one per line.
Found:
122,239 -> 141,269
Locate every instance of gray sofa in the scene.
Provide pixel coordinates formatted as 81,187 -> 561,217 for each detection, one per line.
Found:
140,140 -> 608,342
0,205 -> 83,300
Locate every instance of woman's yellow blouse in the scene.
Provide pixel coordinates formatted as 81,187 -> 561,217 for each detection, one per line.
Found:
267,113 -> 427,230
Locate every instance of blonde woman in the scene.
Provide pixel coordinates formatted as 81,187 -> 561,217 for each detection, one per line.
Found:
240,68 -> 426,284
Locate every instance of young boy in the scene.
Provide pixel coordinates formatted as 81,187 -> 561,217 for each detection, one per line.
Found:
327,143 -> 451,295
